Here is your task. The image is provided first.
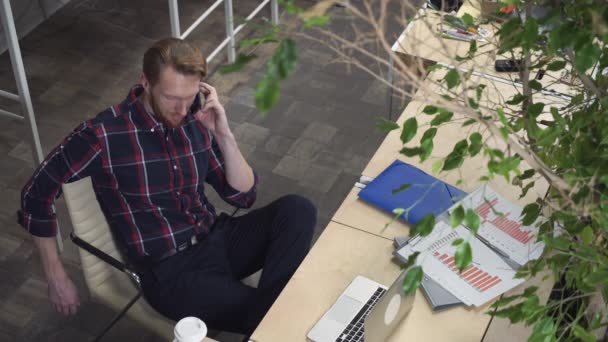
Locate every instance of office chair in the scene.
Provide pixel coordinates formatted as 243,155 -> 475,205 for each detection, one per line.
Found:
62,177 -> 175,341
63,176 -> 259,341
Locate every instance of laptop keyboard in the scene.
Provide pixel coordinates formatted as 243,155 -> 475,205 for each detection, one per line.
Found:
335,287 -> 387,342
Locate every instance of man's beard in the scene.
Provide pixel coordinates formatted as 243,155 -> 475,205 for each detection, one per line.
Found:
149,92 -> 182,129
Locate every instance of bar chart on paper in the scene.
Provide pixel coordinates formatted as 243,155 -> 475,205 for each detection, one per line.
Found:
457,186 -> 545,267
476,199 -> 535,244
397,222 -> 524,306
433,252 -> 502,293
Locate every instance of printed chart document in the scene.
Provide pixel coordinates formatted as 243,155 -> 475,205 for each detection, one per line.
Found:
450,186 -> 545,267
397,221 -> 524,306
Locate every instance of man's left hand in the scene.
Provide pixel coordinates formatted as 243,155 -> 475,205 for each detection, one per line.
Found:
195,82 -> 231,138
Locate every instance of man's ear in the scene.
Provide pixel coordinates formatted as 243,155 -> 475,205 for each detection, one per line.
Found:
140,73 -> 150,92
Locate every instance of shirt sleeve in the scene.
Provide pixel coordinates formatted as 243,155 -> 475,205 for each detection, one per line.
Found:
205,137 -> 258,209
17,126 -> 103,237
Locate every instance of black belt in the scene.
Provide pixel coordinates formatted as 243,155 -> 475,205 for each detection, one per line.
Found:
156,232 -> 206,262
132,213 -> 229,270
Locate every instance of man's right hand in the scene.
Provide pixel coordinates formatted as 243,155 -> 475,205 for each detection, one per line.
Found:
48,272 -> 80,315
32,236 -> 81,315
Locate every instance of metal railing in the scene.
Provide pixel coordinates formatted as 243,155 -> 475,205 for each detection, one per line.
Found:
167,0 -> 280,64
0,0 -> 43,163
0,0 -> 61,249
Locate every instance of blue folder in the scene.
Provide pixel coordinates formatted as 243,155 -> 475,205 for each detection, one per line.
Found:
358,160 -> 467,224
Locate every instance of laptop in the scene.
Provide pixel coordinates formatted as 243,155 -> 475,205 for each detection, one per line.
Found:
307,269 -> 415,342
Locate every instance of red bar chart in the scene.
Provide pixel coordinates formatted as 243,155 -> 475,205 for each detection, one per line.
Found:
434,251 -> 502,292
475,198 -> 498,219
475,197 -> 534,244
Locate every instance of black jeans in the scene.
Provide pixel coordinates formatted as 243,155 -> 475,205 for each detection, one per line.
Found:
139,194 -> 317,336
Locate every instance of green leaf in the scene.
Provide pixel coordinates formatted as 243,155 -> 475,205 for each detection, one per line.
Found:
519,169 -> 535,181
420,138 -> 434,161
376,118 -> 400,132
218,53 -> 258,74
499,127 -> 509,139
581,225 -> 594,245
544,236 -> 571,251
491,294 -> 521,308
443,152 -> 464,171
455,241 -> 473,271
393,208 -> 406,217
422,105 -> 438,115
392,184 -> 412,195
465,209 -> 480,233
284,0 -> 301,14
450,205 -> 465,228
303,15 -> 330,27
537,126 -> 560,146
506,94 -> 527,106
530,318 -> 556,342
522,17 -> 539,49
413,213 -> 436,237
427,64 -> 443,73
275,39 -> 298,79
519,181 -> 535,199
528,103 -> 545,118
444,69 -> 461,90
432,159 -> 444,174
401,118 -> 418,144
402,251 -> 420,269
239,35 -> 278,49
476,84 -> 486,101
461,13 -> 474,26
528,80 -> 542,91
572,324 -> 595,342
546,60 -> 566,71
462,118 -> 477,127
400,146 -> 422,157
430,110 -> 454,126
467,39 -> 477,58
585,269 -> 608,286
402,266 -> 423,295
591,312 -> 603,330
443,140 -> 468,171
575,42 -> 601,72
255,76 -> 280,113
420,128 -> 438,143
521,203 -> 540,226
452,238 -> 464,246
496,107 -> 509,127
468,132 -> 483,156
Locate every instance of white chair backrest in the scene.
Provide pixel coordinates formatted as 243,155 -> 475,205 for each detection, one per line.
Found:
62,177 -> 124,293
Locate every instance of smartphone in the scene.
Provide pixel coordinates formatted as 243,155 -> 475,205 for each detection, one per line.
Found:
494,59 -> 522,72
198,91 -> 207,111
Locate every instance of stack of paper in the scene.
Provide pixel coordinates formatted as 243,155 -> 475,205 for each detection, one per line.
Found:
397,222 -> 524,306
394,185 -> 546,307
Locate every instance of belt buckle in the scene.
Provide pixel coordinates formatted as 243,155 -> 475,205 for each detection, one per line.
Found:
177,241 -> 189,252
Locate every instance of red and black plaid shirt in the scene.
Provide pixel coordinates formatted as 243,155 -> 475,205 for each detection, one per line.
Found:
18,85 -> 257,259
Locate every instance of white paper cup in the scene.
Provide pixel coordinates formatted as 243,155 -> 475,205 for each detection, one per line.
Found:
173,317 -> 207,342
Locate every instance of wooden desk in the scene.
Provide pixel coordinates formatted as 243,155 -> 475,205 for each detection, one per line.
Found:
330,73 -> 558,339
251,222 -> 494,342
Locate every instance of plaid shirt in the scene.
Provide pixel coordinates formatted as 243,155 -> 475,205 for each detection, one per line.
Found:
18,85 -> 257,259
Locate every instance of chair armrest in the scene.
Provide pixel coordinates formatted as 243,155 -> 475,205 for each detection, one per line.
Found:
69,232 -> 141,286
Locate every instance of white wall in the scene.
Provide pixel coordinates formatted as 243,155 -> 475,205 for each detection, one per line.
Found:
0,0 -> 71,54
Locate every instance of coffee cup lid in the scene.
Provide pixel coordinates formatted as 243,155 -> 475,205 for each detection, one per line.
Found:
174,317 -> 207,342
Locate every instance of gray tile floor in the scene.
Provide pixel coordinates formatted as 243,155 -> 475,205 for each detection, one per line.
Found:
0,0 -> 408,341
